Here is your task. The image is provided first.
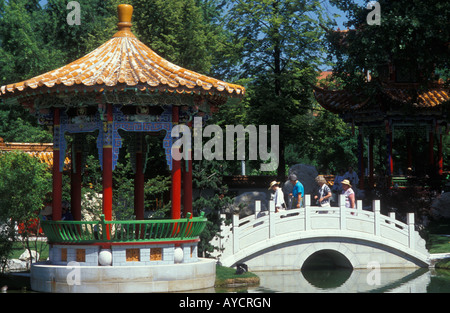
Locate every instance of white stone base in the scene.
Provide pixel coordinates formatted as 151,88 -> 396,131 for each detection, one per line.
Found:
30,258 -> 216,293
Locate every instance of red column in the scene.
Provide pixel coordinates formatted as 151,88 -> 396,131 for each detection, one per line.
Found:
386,132 -> 393,187
52,108 -> 62,221
438,133 -> 443,176
183,121 -> 193,216
171,106 -> 182,219
134,134 -> 145,220
429,131 -> 435,168
406,136 -> 412,170
358,130 -> 365,190
369,134 -> 374,188
71,141 -> 82,221
103,103 -> 113,221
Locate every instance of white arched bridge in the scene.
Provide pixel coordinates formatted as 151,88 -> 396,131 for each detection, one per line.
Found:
211,195 -> 430,271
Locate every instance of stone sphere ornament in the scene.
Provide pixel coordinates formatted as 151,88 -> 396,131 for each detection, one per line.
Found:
174,247 -> 184,264
98,249 -> 112,266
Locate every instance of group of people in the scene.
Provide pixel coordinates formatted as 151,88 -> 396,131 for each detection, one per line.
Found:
268,169 -> 356,213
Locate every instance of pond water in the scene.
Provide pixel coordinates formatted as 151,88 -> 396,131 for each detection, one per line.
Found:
240,268 -> 450,293
4,267 -> 450,293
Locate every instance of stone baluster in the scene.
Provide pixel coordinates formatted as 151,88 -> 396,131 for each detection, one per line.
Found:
269,200 -> 275,238
407,213 -> 415,249
305,194 -> 311,231
255,200 -> 261,219
232,214 -> 240,254
373,200 -> 381,236
339,194 -> 346,230
356,200 -> 363,216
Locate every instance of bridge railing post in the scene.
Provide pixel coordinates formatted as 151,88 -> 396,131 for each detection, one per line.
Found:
305,194 -> 311,231
269,200 -> 275,238
339,194 -> 346,230
388,212 -> 395,224
407,213 -> 415,249
373,200 -> 381,236
255,200 -> 261,219
356,200 -> 363,216
232,214 -> 239,254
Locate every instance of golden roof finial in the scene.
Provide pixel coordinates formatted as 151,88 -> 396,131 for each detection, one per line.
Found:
113,4 -> 135,38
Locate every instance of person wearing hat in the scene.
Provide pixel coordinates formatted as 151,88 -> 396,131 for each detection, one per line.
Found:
314,175 -> 332,208
341,179 -> 355,209
268,181 -> 286,212
289,174 -> 304,209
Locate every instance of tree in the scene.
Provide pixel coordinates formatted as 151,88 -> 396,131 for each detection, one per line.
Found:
0,152 -> 51,271
327,0 -> 450,91
222,0 -> 332,179
192,158 -> 233,257
132,0 -> 214,74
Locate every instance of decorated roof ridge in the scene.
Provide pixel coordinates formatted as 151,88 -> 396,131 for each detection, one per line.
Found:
0,137 -> 51,150
0,4 -> 245,100
312,85 -> 370,114
0,137 -> 69,167
314,81 -> 450,113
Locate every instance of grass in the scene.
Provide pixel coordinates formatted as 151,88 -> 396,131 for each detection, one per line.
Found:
426,218 -> 450,254
215,265 -> 260,288
8,240 -> 49,261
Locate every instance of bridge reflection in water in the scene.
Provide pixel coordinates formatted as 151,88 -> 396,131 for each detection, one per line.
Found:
251,268 -> 431,293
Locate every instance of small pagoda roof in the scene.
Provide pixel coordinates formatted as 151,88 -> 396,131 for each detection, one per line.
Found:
0,137 -> 69,167
314,81 -> 450,115
0,4 -> 245,102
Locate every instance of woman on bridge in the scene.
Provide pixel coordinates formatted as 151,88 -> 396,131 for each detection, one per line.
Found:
341,179 -> 355,209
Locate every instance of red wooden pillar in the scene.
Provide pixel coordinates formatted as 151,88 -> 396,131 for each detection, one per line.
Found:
134,133 -> 145,220
103,103 -> 113,221
71,138 -> 82,221
369,134 -> 374,188
171,106 -> 182,219
429,131 -> 435,168
52,108 -> 62,221
358,130 -> 365,190
438,133 -> 443,176
183,122 -> 193,216
386,132 -> 393,187
406,136 -> 413,170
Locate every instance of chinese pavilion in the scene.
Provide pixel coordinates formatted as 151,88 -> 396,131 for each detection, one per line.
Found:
314,41 -> 449,190
0,4 -> 244,292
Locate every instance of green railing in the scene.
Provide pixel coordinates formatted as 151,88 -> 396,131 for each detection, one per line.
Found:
41,212 -> 207,244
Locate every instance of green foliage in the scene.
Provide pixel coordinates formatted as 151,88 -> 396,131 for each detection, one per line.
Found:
193,158 -> 233,256
0,152 -> 51,272
132,0 -> 215,74
222,0 -> 333,177
302,110 -> 358,173
328,0 -> 450,89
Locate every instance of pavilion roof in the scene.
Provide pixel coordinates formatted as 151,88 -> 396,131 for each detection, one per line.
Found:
0,137 -> 69,167
0,4 -> 245,102
314,81 -> 450,115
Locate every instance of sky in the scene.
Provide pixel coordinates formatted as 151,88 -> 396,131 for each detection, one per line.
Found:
37,0 -> 357,29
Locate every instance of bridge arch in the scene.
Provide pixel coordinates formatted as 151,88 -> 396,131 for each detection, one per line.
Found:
301,249 -> 354,270
211,196 -> 430,270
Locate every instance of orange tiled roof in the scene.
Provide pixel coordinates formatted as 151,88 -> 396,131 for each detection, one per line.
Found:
0,138 -> 70,167
313,86 -> 370,114
314,83 -> 450,113
0,4 -> 245,100
381,83 -> 450,108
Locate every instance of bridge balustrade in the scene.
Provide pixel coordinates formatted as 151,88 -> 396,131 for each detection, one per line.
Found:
212,194 -> 429,268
